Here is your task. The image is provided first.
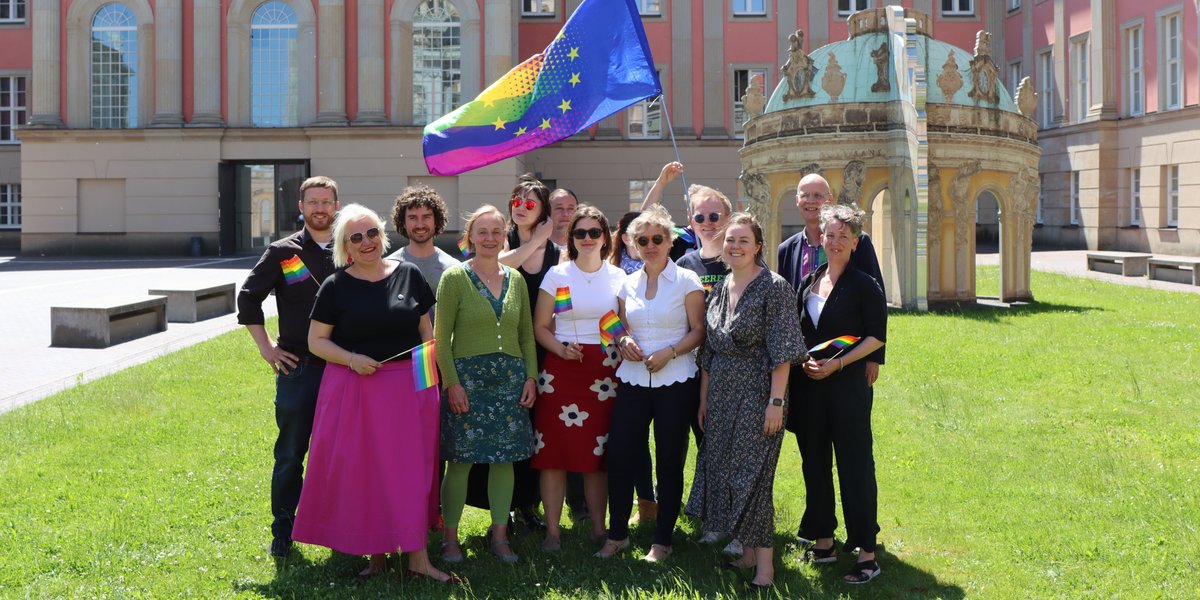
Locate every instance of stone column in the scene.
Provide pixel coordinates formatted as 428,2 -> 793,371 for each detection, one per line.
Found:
354,0 -> 386,125
701,0 -> 726,138
29,0 -> 63,128
151,0 -> 183,127
670,0 -> 694,137
1087,0 -> 1117,118
315,0 -> 348,126
191,0 -> 223,126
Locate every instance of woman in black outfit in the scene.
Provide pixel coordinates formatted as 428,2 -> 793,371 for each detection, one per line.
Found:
790,204 -> 887,585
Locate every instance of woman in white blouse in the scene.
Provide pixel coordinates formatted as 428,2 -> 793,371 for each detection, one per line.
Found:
594,205 -> 707,562
531,205 -> 626,549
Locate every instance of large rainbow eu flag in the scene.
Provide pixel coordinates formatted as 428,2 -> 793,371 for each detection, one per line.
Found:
422,0 -> 661,176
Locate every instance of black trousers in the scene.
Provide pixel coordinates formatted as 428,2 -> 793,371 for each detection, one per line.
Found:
271,360 -> 323,541
796,381 -> 879,552
607,377 -> 699,546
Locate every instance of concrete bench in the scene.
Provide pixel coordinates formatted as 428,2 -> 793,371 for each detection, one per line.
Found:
1086,251 -> 1151,277
147,282 -> 236,323
51,295 -> 168,348
1148,257 -> 1200,286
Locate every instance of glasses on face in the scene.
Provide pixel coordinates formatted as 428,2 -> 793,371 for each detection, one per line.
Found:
348,228 -> 380,245
692,212 -> 723,224
572,227 -> 604,240
636,234 -> 666,247
511,198 -> 538,211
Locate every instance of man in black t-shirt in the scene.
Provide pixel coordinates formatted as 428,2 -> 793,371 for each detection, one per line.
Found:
674,184 -> 734,298
236,176 -> 340,558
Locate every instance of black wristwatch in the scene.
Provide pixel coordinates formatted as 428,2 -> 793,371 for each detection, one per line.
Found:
769,397 -> 786,407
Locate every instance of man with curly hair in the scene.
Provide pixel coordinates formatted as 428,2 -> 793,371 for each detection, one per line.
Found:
388,185 -> 461,303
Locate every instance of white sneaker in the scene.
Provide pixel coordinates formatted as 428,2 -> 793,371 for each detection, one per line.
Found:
699,531 -> 725,544
722,539 -> 744,556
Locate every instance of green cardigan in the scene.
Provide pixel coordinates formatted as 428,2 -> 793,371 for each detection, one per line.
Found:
433,263 -> 538,387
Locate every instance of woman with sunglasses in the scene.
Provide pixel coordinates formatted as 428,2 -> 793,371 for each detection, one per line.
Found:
435,205 -> 539,565
292,204 -> 458,584
530,205 -> 626,550
674,185 -> 734,301
596,205 -> 706,562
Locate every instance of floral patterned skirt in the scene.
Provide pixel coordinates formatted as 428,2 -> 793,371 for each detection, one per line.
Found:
441,353 -> 534,464
530,343 -> 620,473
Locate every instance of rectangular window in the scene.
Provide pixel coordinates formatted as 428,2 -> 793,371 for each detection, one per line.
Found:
522,0 -> 554,17
1007,62 -> 1022,95
1036,175 -> 1044,225
0,0 -> 26,23
0,76 -> 26,144
1073,37 -> 1089,121
941,0 -> 974,16
732,68 -> 766,136
732,0 -> 765,16
1125,25 -> 1143,116
1167,165 -> 1179,227
1162,13 -> 1182,110
1008,0 -> 1021,10
628,180 -> 656,212
635,0 -> 661,15
0,183 -> 21,229
1039,50 -> 1053,128
628,73 -> 662,139
1130,168 -> 1142,226
1070,171 -> 1081,225
838,0 -> 871,16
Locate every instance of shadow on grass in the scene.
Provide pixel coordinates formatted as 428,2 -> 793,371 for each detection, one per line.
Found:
899,300 -> 1102,323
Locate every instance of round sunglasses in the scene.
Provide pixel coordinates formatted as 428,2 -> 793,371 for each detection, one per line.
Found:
572,227 -> 604,240
348,227 -> 380,244
511,198 -> 538,211
636,234 -> 666,247
692,212 -> 724,224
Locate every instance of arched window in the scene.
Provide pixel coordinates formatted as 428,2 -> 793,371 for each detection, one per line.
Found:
90,3 -> 138,128
413,0 -> 461,125
250,1 -> 299,127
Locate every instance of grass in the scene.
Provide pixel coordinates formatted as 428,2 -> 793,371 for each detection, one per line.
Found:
1,267 -> 1198,599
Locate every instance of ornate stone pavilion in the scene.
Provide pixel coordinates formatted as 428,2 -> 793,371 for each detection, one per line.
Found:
739,7 -> 1041,308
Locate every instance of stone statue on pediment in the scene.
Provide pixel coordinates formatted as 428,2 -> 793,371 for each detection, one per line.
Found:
968,31 -> 1000,104
782,30 -> 817,101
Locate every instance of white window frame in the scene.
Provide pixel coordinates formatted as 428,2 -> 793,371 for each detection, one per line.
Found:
1036,174 -> 1044,225
0,183 -> 19,230
629,179 -> 656,211
731,0 -> 766,17
1072,36 -> 1090,122
627,70 -> 662,139
1007,61 -> 1022,96
1038,50 -> 1053,128
1124,23 -> 1144,117
837,0 -> 871,17
521,0 -> 555,17
941,0 -> 974,17
1070,171 -> 1081,225
634,0 -> 661,16
412,0 -> 462,127
0,0 -> 25,23
1167,165 -> 1179,227
0,75 -> 25,144
1160,11 -> 1182,111
1130,168 -> 1142,226
1008,0 -> 1021,11
731,66 -> 768,137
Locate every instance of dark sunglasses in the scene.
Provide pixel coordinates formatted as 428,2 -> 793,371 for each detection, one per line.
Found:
572,227 -> 604,240
636,234 -> 666,247
511,198 -> 538,211
348,227 -> 380,244
692,212 -> 723,224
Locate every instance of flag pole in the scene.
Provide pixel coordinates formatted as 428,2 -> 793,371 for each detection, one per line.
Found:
656,93 -> 691,221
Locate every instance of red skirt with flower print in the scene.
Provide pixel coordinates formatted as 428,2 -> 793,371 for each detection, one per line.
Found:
530,343 -> 621,472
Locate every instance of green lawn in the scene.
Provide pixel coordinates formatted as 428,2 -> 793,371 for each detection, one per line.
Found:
1,267 -> 1197,599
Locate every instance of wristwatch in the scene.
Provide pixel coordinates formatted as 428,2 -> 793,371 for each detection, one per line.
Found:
769,397 -> 786,407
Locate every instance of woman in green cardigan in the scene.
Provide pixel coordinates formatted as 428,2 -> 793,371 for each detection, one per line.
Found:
435,204 -> 539,565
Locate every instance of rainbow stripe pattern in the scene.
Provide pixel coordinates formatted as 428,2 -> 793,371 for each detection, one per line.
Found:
598,310 -> 629,350
456,237 -> 471,257
422,0 -> 661,176
808,335 -> 860,354
411,340 -> 439,391
280,255 -> 312,286
554,286 -> 573,314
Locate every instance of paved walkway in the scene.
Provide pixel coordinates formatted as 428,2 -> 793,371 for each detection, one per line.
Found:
0,249 -> 1195,415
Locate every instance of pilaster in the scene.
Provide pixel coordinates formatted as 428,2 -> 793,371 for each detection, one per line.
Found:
29,0 -> 63,128
701,0 -> 725,138
151,0 -> 183,127
191,0 -> 223,126
670,0 -> 694,137
1088,0 -> 1118,118
314,0 -> 348,126
354,0 -> 386,125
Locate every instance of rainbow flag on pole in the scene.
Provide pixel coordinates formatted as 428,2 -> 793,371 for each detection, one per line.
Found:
807,335 -> 860,354
411,340 -> 439,391
554,286 -> 573,314
280,255 -> 312,286
422,0 -> 661,176
598,310 -> 629,350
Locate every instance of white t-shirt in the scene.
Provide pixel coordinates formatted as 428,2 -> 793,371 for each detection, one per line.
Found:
539,261 -> 626,345
615,260 -> 704,387
806,291 -> 827,328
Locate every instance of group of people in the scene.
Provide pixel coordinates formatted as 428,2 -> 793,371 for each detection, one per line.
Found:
236,166 -> 889,588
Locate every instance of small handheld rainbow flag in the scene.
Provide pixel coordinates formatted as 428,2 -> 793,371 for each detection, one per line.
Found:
598,310 -> 628,350
807,335 -> 860,354
456,237 -> 471,257
280,255 -> 312,286
411,339 -> 439,391
554,286 -> 573,314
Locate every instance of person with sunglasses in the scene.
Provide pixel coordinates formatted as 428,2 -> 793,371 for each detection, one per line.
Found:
596,205 -> 706,562
291,204 -> 459,584
529,204 -> 626,550
674,185 -> 735,301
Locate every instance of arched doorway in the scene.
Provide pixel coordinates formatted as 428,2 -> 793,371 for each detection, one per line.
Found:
867,188 -> 900,305
973,191 -> 1001,299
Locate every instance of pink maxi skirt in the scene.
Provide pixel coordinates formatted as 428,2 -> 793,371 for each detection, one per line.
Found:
292,361 -> 440,555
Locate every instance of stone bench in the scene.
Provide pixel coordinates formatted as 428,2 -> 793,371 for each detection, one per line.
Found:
51,295 -> 168,348
1148,257 -> 1200,286
147,283 -> 236,323
1086,251 -> 1151,277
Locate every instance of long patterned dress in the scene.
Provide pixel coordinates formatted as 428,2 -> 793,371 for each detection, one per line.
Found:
685,268 -> 805,548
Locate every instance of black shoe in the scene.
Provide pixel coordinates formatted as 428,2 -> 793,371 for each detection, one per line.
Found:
518,506 -> 547,533
269,537 -> 292,558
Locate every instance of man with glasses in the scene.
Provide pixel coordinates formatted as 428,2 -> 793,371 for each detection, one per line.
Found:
237,175 -> 340,559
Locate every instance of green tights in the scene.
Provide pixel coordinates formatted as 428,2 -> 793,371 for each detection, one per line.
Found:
441,462 -> 514,529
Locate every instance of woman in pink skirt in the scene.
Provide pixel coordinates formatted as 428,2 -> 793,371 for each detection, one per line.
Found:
292,204 -> 458,585
530,205 -> 627,549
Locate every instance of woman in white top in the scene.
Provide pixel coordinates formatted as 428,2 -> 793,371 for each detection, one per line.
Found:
531,205 -> 626,548
594,205 -> 706,562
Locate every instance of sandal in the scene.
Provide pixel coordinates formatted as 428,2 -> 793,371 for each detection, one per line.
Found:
440,540 -> 463,564
642,544 -> 672,562
488,529 -> 519,563
592,537 -> 630,558
802,544 -> 838,564
844,559 -> 881,584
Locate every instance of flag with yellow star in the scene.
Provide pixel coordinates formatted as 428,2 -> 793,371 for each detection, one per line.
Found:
422,0 -> 661,176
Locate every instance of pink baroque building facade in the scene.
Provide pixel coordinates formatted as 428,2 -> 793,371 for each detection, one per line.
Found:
0,0 -> 1195,255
